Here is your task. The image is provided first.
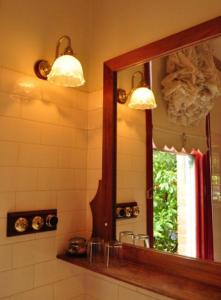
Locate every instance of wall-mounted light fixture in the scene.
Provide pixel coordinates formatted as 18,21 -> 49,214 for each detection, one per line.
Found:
34,35 -> 85,88
117,71 -> 156,109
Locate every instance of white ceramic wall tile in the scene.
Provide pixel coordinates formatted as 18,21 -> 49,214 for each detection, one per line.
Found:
85,273 -> 118,300
0,266 -> 34,298
54,275 -> 84,300
17,119 -> 42,144
0,69 -> 41,100
87,148 -> 102,169
34,259 -> 79,287
0,92 -> 21,118
37,168 -> 61,190
59,127 -> 76,148
73,110 -> 88,130
86,170 -> 102,190
73,169 -> 87,189
57,190 -> 86,212
0,66 -> 89,300
117,154 -> 132,171
21,99 -> 60,125
0,117 -> 42,144
41,82 -> 75,108
15,190 -> 56,211
87,129 -> 102,149
0,167 -> 37,192
11,285 -> 54,300
116,188 -> 133,202
74,129 -> 88,149
131,156 -> 146,172
75,90 -> 89,111
14,167 -> 38,191
56,169 -> 76,190
88,90 -> 103,111
40,124 -> 63,146
58,148 -> 87,169
0,141 -> 19,166
87,109 -> 102,130
12,237 -> 56,268
38,168 -> 86,190
57,107 -> 87,130
0,192 -> 15,217
118,286 -> 155,300
57,210 -> 86,234
136,287 -> 173,300
18,144 -> 58,168
84,270 -> 174,300
58,106 -> 77,128
0,244 -> 12,271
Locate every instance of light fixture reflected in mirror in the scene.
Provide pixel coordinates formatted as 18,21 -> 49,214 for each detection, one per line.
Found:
34,35 -> 85,88
117,71 -> 157,109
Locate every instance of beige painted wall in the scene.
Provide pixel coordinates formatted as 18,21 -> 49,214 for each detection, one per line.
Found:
0,0 -> 92,91
88,0 -> 221,91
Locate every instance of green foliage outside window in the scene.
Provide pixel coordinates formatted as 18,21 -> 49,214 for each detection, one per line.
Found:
153,151 -> 178,253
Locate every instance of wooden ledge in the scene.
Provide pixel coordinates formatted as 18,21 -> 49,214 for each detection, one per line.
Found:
57,253 -> 221,300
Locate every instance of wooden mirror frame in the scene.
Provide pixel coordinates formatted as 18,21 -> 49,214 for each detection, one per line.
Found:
90,16 -> 221,285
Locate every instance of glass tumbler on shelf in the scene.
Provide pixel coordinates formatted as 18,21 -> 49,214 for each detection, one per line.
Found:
104,240 -> 122,268
119,230 -> 134,244
87,237 -> 104,264
133,234 -> 150,248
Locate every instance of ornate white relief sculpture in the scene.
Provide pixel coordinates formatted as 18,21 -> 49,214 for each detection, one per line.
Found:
161,43 -> 221,126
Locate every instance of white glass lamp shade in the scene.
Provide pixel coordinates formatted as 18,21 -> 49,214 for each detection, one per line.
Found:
47,54 -> 85,87
128,87 -> 157,110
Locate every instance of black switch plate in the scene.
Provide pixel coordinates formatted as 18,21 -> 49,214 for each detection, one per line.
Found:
7,209 -> 58,237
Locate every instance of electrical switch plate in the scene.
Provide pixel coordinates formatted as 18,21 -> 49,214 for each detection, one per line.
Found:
7,209 -> 58,237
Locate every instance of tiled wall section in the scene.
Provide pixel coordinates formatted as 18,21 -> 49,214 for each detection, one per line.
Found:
0,67 -> 88,299
0,74 -> 175,300
86,90 -> 103,229
116,102 -> 147,238
85,270 -> 173,300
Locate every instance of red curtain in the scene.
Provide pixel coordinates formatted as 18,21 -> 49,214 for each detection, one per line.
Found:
192,149 -> 214,260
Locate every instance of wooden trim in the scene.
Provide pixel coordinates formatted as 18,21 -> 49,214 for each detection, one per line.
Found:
144,63 -> 154,247
122,244 -> 221,288
102,64 -> 117,240
96,16 -> 221,283
104,17 -> 221,71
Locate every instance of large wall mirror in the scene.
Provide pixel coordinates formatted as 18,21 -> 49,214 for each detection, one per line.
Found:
116,37 -> 221,262
90,17 -> 221,273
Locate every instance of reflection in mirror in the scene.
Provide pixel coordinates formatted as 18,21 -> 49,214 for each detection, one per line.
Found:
117,65 -> 147,243
116,36 -> 221,262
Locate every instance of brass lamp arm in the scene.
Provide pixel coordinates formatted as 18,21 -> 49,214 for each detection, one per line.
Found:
55,35 -> 74,58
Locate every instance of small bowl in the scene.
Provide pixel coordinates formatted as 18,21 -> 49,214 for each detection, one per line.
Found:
67,237 -> 87,256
